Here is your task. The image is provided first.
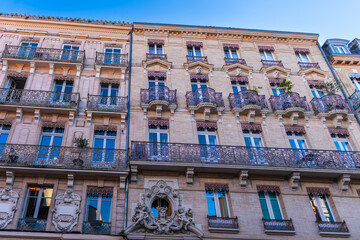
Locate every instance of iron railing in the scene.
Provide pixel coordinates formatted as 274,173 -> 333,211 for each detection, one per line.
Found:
350,90 -> 360,111
186,88 -> 224,107
0,144 -> 127,171
82,221 -> 111,235
146,53 -> 167,60
187,55 -> 208,62
224,58 -> 246,65
261,60 -> 283,67
130,141 -> 360,170
87,95 -> 127,112
95,52 -> 128,66
299,62 -> 320,69
0,88 -> 79,109
317,221 -> 349,233
17,219 -> 47,232
2,45 -> 85,63
269,92 -> 311,111
229,91 -> 268,110
310,94 -> 352,115
208,216 -> 239,229
263,219 -> 295,231
140,86 -> 177,105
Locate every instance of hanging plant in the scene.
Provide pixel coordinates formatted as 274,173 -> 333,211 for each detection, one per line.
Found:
73,137 -> 89,148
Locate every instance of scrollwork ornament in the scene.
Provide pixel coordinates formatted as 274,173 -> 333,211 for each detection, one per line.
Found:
0,186 -> 19,229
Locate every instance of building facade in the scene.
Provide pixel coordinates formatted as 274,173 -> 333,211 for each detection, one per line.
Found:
0,13 -> 360,240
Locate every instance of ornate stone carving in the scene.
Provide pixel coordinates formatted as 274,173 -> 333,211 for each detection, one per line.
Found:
0,171 -> 19,229
273,70 -> 280,78
235,68 -> 242,76
196,66 -> 202,74
125,180 -> 203,238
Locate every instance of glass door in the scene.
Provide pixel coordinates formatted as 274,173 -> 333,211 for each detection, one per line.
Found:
198,128 -> 218,162
18,42 -> 38,58
37,127 -> 63,165
62,45 -> 79,61
148,125 -> 168,160
99,84 -> 119,107
92,130 -> 116,166
52,80 -> 73,104
104,48 -> 121,64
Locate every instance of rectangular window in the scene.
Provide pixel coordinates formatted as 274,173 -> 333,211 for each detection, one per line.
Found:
331,134 -> 352,151
296,52 -> 310,63
92,130 -> 116,163
243,129 -> 263,147
148,44 -> 163,54
85,188 -> 112,223
18,42 -> 38,58
148,76 -> 165,88
271,84 -> 284,96
224,48 -> 238,59
260,50 -> 274,61
104,48 -> 122,64
232,81 -> 248,94
287,132 -> 307,150
149,125 -> 169,158
258,191 -> 283,220
206,189 -> 230,218
191,79 -> 208,91
62,45 -> 80,61
0,124 -> 11,157
187,46 -> 202,57
23,186 -> 53,220
333,45 -> 346,54
38,127 -> 64,162
52,80 -> 73,103
198,127 -> 218,162
309,193 -> 335,222
310,86 -> 325,99
99,83 -> 119,106
350,77 -> 360,91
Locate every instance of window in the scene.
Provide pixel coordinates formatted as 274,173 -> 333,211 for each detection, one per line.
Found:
99,83 -> 119,106
104,48 -> 121,64
148,44 -> 163,55
244,129 -> 263,148
287,132 -> 308,150
206,189 -> 230,218
224,48 -> 238,59
149,125 -> 168,158
187,46 -> 202,57
52,80 -> 73,103
18,42 -> 38,58
296,52 -> 310,63
271,84 -> 284,96
38,127 -> 64,162
260,50 -> 274,61
191,79 -> 208,91
198,127 -> 218,162
258,191 -> 283,220
23,186 -> 53,220
232,81 -> 248,94
151,198 -> 171,217
93,130 -> 116,163
333,45 -> 347,54
331,134 -> 352,151
310,86 -> 325,99
85,188 -> 112,223
350,76 -> 360,91
0,124 -> 11,157
148,76 -> 165,88
62,45 -> 80,61
309,193 -> 335,222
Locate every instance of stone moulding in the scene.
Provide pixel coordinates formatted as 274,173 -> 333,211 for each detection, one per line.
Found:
125,180 -> 203,238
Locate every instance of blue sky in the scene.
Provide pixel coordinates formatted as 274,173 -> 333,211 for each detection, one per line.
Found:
1,0 -> 358,44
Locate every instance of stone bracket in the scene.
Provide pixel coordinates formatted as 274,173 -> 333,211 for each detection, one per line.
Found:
186,168 -> 194,184
86,112 -> 92,126
247,110 -> 256,124
69,111 -> 75,126
290,112 -> 299,126
333,114 -> 343,128
170,108 -> 175,121
49,63 -> 55,75
156,105 -> 162,119
130,165 -> 138,183
338,174 -> 351,191
30,62 -> 35,74
239,170 -> 248,188
34,109 -> 40,123
2,60 -> 8,72
289,172 -> 300,190
6,171 -> 15,188
278,114 -> 283,127
121,114 -> 126,130
96,65 -> 101,78
76,65 -> 82,77
16,108 -> 22,123
119,175 -> 126,190
204,107 -> 211,121
67,174 -> 74,189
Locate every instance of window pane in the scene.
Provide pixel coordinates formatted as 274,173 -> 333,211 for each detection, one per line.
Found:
260,51 -> 266,60
289,139 -> 297,149
148,45 -> 155,54
296,53 -> 302,62
157,45 -> 163,54
208,135 -> 217,145
87,194 -> 99,222
198,134 -> 206,145
309,194 -> 322,222
195,47 -> 202,56
254,137 -> 262,147
149,132 -> 158,143
100,195 -> 112,222
258,192 -> 270,220
319,195 -> 334,222
187,47 -> 193,56
269,192 -> 282,220
224,49 -> 230,58
217,190 -> 229,218
206,190 -> 216,217
231,49 -> 238,58
160,133 -> 168,143
244,137 -> 252,147
0,133 -> 9,144
94,138 -> 104,149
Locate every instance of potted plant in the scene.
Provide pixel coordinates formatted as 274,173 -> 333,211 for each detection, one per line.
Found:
72,137 -> 89,167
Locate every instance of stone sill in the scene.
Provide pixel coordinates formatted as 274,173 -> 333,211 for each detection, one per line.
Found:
265,229 -> 296,236
319,231 -> 351,238
208,227 -> 240,233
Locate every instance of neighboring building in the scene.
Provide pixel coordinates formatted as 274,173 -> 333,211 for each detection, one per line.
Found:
127,23 -> 360,240
0,14 -> 130,239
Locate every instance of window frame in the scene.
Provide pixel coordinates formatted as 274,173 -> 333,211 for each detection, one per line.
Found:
197,128 -> 218,145
271,84 -> 284,96
309,193 -> 336,222
22,186 -> 53,220
350,77 -> 360,91
191,79 -> 208,91
148,44 -> 163,54
295,52 -> 310,63
85,191 -> 113,223
224,47 -> 238,59
331,134 -> 353,151
148,76 -> 166,87
39,127 -> 64,147
333,45 -> 347,54
206,189 -> 231,218
231,81 -> 248,93
259,50 -> 274,61
93,130 -> 117,149
243,130 -> 263,147
287,131 -> 308,150
310,85 -> 325,99
259,191 -> 284,220
148,125 -> 169,143
187,46 -> 203,57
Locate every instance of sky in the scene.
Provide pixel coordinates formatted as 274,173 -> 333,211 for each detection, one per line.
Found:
1,0 -> 358,44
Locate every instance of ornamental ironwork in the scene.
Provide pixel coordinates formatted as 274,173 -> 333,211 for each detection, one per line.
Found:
224,58 -> 247,65
208,216 -> 239,229
130,141 -> 360,170
229,91 -> 268,109
95,52 -> 128,67
263,219 -> 295,231
87,95 -> 127,112
350,90 -> 360,111
310,94 -> 352,115
0,88 -> 79,109
3,45 -> 85,63
186,88 -> 224,107
0,144 -> 127,171
82,221 -> 111,235
17,218 -> 47,232
140,86 -> 177,105
261,60 -> 283,67
186,56 -> 208,62
146,53 -> 167,60
298,62 -> 320,69
317,221 -> 349,233
269,92 -> 311,111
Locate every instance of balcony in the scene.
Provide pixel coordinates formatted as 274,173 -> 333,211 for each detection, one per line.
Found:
146,53 -> 167,60
82,221 -> 111,235
310,94 -> 352,119
95,52 -> 128,67
261,60 -> 283,67
130,141 -> 360,171
317,221 -> 350,237
17,218 -> 47,232
187,55 -> 208,62
0,88 -> 79,111
229,91 -> 268,113
269,92 -> 311,118
87,95 -> 127,113
263,219 -> 295,235
0,144 -> 127,171
298,62 -> 320,69
140,86 -> 177,118
350,90 -> 360,112
2,45 -> 85,63
224,58 -> 246,65
208,216 -> 239,233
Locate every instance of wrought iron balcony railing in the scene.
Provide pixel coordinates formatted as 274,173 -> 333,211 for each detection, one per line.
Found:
310,94 -> 352,115
17,218 -> 47,232
0,144 -> 127,171
186,88 -> 224,108
2,45 -> 85,63
350,90 -> 360,111
140,86 -> 177,105
224,58 -> 246,65
269,92 -> 311,112
0,88 -> 79,109
208,216 -> 239,229
317,221 -> 349,233
146,53 -> 167,60
95,52 -> 128,66
229,91 -> 268,110
299,62 -> 320,69
187,55 -> 208,62
82,221 -> 111,235
87,95 -> 127,112
261,60 -> 283,67
131,141 -> 360,170
263,218 -> 295,232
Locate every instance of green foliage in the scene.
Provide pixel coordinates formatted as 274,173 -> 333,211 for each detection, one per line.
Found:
250,86 -> 262,94
278,79 -> 294,94
322,79 -> 340,95
73,137 -> 89,148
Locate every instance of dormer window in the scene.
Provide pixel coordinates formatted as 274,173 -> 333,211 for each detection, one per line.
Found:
333,45 -> 347,54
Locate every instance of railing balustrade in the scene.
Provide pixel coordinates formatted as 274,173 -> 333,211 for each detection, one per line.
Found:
87,95 -> 127,112
261,60 -> 283,67
317,221 -> 349,233
146,53 -> 167,60
17,219 -> 47,232
310,94 -> 352,115
187,55 -> 208,62
298,62 -> 320,69
208,216 -> 239,229
82,221 -> 111,235
229,91 -> 268,109
269,92 -> 311,111
350,90 -> 360,111
186,88 -> 224,107
140,86 -> 177,105
263,218 -> 295,231
95,52 -> 128,66
224,58 -> 246,64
